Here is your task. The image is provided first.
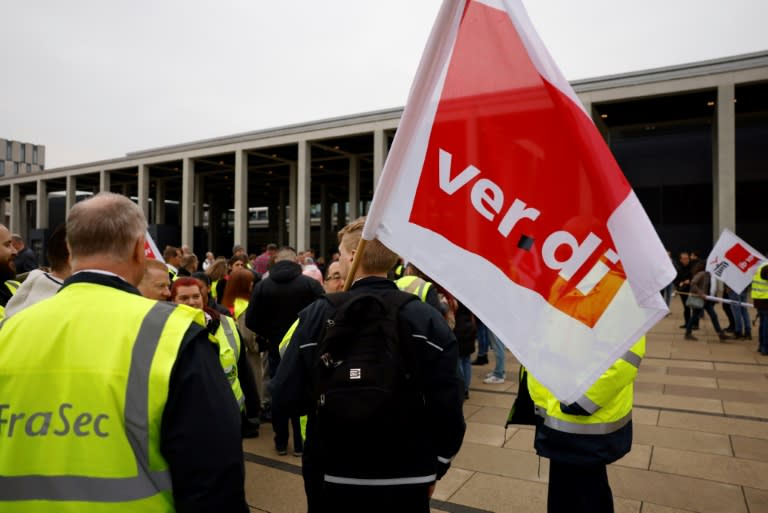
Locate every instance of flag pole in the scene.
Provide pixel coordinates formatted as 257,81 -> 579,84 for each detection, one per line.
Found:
342,238 -> 368,291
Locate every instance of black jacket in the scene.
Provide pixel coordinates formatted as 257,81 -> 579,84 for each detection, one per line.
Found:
675,261 -> 692,291
14,247 -> 37,274
270,277 -> 465,489
453,301 -> 477,358
245,260 -> 324,352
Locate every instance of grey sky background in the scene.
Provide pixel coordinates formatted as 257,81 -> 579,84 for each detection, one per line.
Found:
1,0 -> 767,168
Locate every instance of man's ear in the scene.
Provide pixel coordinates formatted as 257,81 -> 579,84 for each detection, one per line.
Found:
133,235 -> 146,266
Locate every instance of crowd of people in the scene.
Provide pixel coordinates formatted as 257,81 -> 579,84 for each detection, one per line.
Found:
1,193 -> 766,513
672,250 -> 762,346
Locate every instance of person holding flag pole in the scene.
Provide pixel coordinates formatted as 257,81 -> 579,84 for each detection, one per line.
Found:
355,0 -> 675,511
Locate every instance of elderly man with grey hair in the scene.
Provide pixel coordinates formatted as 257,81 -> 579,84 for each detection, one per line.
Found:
0,193 -> 248,512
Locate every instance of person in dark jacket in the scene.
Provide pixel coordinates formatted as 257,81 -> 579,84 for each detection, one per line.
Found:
453,301 -> 477,399
11,234 -> 37,274
675,252 -> 696,329
245,246 -> 324,455
270,218 -> 465,513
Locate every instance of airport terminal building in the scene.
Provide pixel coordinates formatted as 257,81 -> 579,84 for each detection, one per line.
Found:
1,51 -> 766,262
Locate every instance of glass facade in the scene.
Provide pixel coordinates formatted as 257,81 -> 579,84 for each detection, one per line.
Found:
598,91 -> 716,255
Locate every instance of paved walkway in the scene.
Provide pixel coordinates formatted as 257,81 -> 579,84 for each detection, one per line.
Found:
242,298 -> 768,512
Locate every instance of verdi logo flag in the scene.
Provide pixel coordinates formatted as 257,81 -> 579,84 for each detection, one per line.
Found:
144,231 -> 165,263
362,0 -> 675,403
706,229 -> 765,294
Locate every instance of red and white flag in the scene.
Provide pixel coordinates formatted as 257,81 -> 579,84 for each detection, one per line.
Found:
362,0 -> 675,402
706,229 -> 765,294
144,231 -> 165,263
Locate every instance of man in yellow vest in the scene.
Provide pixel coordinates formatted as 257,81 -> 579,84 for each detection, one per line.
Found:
517,337 -> 645,513
0,193 -> 247,513
752,261 -> 768,355
395,263 -> 444,313
0,222 -> 19,320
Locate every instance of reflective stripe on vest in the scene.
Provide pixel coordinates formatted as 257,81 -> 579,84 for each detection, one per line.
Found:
0,301 -> 176,502
216,316 -> 244,410
752,263 -> 768,300
396,276 -> 431,302
324,474 -> 437,486
220,316 -> 240,362
535,405 -> 632,435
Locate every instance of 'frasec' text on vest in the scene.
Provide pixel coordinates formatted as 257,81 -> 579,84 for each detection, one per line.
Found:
0,403 -> 110,438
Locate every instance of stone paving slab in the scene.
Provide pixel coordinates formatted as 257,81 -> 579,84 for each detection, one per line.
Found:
634,391 -> 724,414
658,410 -> 768,439
724,400 -> 768,419
608,466 -> 747,513
745,487 -> 768,513
633,424 -> 733,456
731,435 -> 768,462
663,383 -> 765,402
644,358 -> 715,370
650,446 -> 768,490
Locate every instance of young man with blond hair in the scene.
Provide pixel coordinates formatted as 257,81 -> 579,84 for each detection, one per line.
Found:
271,217 -> 465,513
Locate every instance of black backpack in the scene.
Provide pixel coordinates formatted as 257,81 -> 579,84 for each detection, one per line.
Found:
313,290 -> 425,478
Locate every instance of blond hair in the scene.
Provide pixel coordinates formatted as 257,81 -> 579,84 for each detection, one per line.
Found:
337,217 -> 398,274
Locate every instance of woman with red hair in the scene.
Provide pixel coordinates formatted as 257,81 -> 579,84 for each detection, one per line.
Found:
220,269 -> 268,424
221,269 -> 254,319
170,277 -> 260,438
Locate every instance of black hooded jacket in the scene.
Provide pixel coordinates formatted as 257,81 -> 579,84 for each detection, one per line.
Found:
244,259 -> 324,352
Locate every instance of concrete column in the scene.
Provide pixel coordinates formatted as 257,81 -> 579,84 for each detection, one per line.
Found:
155,180 -> 166,225
348,156 -> 360,221
99,170 -> 111,193
713,84 -> 736,241
296,141 -> 311,252
181,157 -> 194,249
9,183 -> 21,234
335,201 -> 344,232
320,184 -> 330,259
35,179 -> 48,229
373,129 -> 389,191
206,193 -> 216,251
19,195 -> 28,238
234,149 -> 249,249
65,175 -> 76,213
288,163 -> 298,249
278,187 -> 286,246
194,174 -> 204,226
137,164 -> 150,220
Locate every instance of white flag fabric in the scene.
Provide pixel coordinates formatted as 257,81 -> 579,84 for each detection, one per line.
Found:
362,0 -> 675,403
706,229 -> 766,294
143,231 -> 165,263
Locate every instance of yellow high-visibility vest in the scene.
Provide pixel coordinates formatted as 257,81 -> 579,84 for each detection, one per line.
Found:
752,262 -> 768,300
212,315 -> 244,411
395,276 -> 432,303
0,281 -> 206,512
527,337 -> 645,436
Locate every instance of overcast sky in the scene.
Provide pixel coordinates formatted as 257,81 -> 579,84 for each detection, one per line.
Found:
1,0 -> 767,168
